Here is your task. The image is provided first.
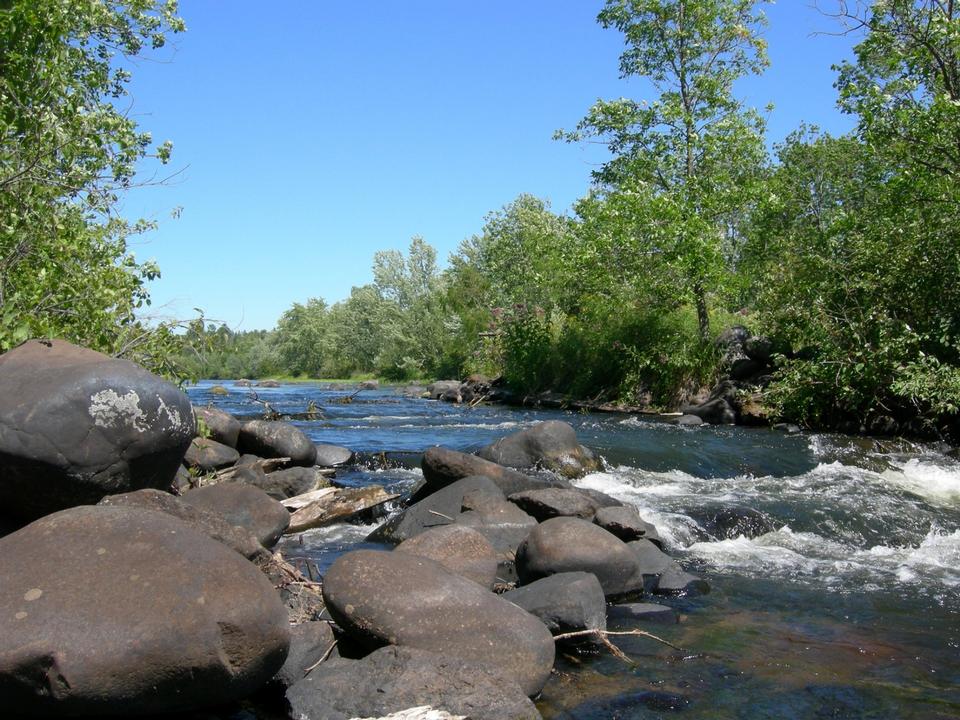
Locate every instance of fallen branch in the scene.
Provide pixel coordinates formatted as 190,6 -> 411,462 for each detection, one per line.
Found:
303,637 -> 339,676
552,628 -> 684,661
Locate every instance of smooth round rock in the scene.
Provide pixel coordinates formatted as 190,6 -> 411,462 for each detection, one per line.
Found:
182,482 -> 290,548
237,420 -> 317,467
193,406 -> 241,448
594,505 -> 661,544
396,525 -> 498,588
419,446 -> 568,500
508,488 -> 602,522
504,572 -> 606,637
0,505 -> 289,716
477,421 -> 601,478
314,443 -> 354,467
0,339 -> 195,521
322,549 -> 555,696
248,466 -> 327,500
184,436 -> 240,472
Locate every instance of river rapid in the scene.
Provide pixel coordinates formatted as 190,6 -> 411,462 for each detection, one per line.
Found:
189,380 -> 960,720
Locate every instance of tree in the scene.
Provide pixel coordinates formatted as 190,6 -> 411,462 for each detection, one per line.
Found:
560,0 -> 770,339
0,0 -> 185,371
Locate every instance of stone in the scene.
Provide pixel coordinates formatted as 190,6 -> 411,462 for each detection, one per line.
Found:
419,446 -> 568,501
503,572 -> 606,638
173,464 -> 193,493
182,482 -> 290,548
360,380 -> 379,390
607,602 -> 678,625
193,406 -> 241,448
0,339 -> 195,522
256,379 -> 280,388
455,497 -> 537,583
654,566 -> 710,597
248,466 -> 326,500
672,414 -> 704,427
286,646 -> 540,720
593,505 -> 662,545
322,549 -> 555,696
694,505 -> 776,540
0,505 -> 289,716
478,421 -> 600,478
508,487 -> 602,522
314,443 -> 354,467
427,380 -> 462,400
237,420 -> 317,467
396,525 -> 498,589
627,539 -> 675,578
183,436 -> 240,472
272,621 -> 338,689
97,489 -> 268,561
515,517 -> 644,599
210,384 -> 229,395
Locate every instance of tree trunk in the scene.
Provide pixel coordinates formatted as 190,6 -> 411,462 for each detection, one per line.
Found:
694,281 -> 710,342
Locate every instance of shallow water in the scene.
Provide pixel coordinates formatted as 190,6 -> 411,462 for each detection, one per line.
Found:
189,380 -> 960,719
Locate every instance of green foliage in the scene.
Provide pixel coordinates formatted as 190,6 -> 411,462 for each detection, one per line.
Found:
0,0 -> 187,373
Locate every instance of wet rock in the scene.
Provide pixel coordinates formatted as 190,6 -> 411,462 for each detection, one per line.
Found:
360,380 -> 379,390
419,446 -> 568,500
98,488 -> 268,561
322,549 -> 555,696
673,414 -> 704,427
508,487 -> 603,522
286,646 -> 541,720
248,466 -> 327,500
314,443 -> 354,467
695,505 -> 776,540
210,384 -> 229,395
237,420 -> 317,467
607,602 -> 678,625
367,476 -> 503,544
427,380 -> 462,400
570,691 -> 691,716
593,505 -> 662,545
182,483 -> 290,548
516,517 -> 644,598
396,525 -> 498,589
184,436 -> 240,472
0,505 -> 289,716
503,572 -> 606,639
272,621 -> 338,689
627,539 -> 675,578
256,379 -> 280,388
773,422 -> 802,434
478,421 -> 601,478
193,406 -> 241,448
0,339 -> 195,522
654,565 -> 710,597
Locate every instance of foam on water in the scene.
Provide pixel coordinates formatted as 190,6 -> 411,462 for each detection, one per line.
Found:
881,458 -> 960,505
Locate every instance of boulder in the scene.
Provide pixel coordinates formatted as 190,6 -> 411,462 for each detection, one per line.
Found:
672,414 -> 704,427
314,443 -> 354,467
455,497 -> 538,582
654,566 -> 710,597
694,505 -> 776,540
210,385 -> 229,395
367,476 -> 504,544
256,379 -> 280,388
97,489 -> 268,561
396,525 -> 498,589
193,406 -> 241,448
173,464 -> 193,493
681,381 -> 739,425
516,517 -> 644,599
183,436 -> 240,472
607,602 -> 678,625
286,646 -> 541,720
360,380 -> 379,390
0,505 -> 289,716
627,539 -> 676,578
272,621 -> 338,689
427,380 -> 462,400
419,446 -> 568,500
247,466 -> 327,500
594,505 -> 662,546
503,572 -> 606,639
0,339 -> 195,521
508,487 -> 603,522
478,421 -> 600,478
322,550 -> 555,696
237,420 -> 317,467
182,483 -> 290,548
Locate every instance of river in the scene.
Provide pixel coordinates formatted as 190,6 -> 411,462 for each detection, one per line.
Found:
188,380 -> 960,719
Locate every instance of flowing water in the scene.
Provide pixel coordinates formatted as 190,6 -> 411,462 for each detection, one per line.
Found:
189,381 -> 960,720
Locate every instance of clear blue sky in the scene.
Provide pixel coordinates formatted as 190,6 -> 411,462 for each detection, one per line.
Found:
126,1 -> 861,331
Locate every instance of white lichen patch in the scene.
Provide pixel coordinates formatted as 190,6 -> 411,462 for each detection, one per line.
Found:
156,396 -> 187,432
89,389 -> 149,432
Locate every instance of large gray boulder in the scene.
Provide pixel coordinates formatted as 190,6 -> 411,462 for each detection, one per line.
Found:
419,446 -> 568,500
508,487 -> 605,522
193,406 -> 241,448
503,572 -> 607,638
0,505 -> 289,717
0,339 -> 194,522
246,466 -> 327,500
286,646 -> 541,720
313,443 -> 354,467
182,482 -> 290,548
322,549 -> 555,696
237,420 -> 317,467
516,517 -> 644,599
396,524 -> 498,589
183,436 -> 240,472
478,421 -> 601,478
594,505 -> 662,546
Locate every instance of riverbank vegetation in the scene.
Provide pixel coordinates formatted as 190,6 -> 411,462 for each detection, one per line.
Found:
3,0 -> 960,437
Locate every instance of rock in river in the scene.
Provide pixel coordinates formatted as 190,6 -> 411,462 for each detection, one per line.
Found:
0,505 -> 289,717
237,419 -> 317,467
396,524 -> 498,589
478,420 -> 601,478
503,572 -> 607,639
419,446 -> 568,500
183,436 -> 240,472
193,406 -> 241,448
182,482 -> 290,548
322,549 -> 555,696
0,339 -> 194,522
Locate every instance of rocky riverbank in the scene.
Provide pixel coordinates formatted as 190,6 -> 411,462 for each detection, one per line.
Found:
0,339 -> 711,719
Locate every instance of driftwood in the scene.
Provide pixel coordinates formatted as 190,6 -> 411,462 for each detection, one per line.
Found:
286,485 -> 398,534
282,486 -> 338,510
552,628 -> 684,665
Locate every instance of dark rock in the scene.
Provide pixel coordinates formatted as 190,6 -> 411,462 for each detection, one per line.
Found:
0,339 -> 195,522
441,387 -> 463,403
478,421 -> 601,478
322,549 -> 555,696
427,380 -> 461,399
248,466 -> 328,500
594,505 -> 661,545
232,462 -> 269,485
182,483 -> 290,548
607,602 -> 678,625
0,505 -> 289,717
571,691 -> 691,716
508,487 -> 602,522
98,488 -> 268,561
682,396 -> 737,424
695,505 -> 776,540
773,422 -> 802,434
503,572 -> 606,639
575,486 -> 625,509
869,414 -> 899,436
673,414 -> 704,426
730,357 -> 765,381
516,517 -> 644,598
183,436 -> 240,472
238,420 -> 317,467
193,406 -> 241,448
286,646 -> 541,720
744,336 -> 774,364
456,497 -> 538,582
235,379 -> 252,387
256,380 -> 280,388
173,464 -> 193,493
314,443 -> 354,467
627,539 -> 676,577
272,621 -> 337,689
654,565 -> 710,597
396,524 -> 498,588
420,446 -> 569,501
367,476 -> 503,544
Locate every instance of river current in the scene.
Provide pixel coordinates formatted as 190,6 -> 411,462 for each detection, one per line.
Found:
188,380 -> 960,720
